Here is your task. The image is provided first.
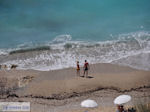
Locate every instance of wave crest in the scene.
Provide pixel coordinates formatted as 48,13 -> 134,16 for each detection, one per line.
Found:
0,31 -> 150,71
52,34 -> 72,43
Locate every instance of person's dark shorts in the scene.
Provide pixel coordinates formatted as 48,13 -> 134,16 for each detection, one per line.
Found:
84,67 -> 88,71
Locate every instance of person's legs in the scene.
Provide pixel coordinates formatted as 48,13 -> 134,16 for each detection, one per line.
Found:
85,70 -> 88,78
78,70 -> 80,76
77,70 -> 80,76
83,69 -> 85,77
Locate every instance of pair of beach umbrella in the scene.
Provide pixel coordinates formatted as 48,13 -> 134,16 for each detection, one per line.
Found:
81,95 -> 131,111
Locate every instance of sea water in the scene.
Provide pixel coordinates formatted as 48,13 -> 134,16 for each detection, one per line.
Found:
0,0 -> 150,71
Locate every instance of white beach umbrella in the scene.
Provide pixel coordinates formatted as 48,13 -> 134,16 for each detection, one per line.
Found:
114,95 -> 131,105
81,99 -> 98,108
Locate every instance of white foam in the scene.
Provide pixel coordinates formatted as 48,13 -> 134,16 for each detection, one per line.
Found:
1,31 -> 150,71
0,49 -> 9,55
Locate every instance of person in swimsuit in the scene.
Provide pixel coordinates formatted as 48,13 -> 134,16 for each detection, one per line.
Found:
76,61 -> 80,76
116,105 -> 127,112
83,60 -> 89,78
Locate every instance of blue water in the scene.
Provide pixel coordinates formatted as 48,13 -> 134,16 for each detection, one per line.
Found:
0,0 -> 150,48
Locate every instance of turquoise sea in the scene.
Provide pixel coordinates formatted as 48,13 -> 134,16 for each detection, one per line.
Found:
0,0 -> 150,71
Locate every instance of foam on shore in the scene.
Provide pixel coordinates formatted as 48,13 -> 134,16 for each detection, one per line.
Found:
0,31 -> 150,71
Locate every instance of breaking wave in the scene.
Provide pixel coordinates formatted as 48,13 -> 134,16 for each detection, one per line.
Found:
0,31 -> 150,71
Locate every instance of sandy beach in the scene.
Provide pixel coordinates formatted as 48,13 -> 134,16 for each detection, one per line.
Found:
0,63 -> 150,112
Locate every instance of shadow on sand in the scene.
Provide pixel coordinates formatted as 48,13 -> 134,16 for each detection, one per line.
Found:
80,76 -> 94,79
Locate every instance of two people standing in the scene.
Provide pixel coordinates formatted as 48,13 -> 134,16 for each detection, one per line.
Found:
76,60 -> 90,78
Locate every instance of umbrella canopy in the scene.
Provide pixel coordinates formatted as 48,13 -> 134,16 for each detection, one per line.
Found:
81,99 -> 98,108
114,95 -> 131,105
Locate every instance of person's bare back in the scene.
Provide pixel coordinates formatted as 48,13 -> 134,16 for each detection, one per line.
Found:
83,60 -> 89,78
